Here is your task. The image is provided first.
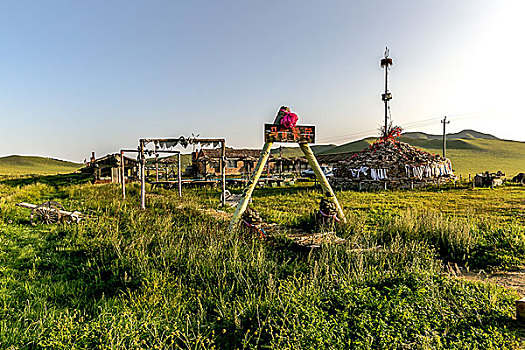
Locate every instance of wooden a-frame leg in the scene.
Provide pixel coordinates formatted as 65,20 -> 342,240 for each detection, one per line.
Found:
228,141 -> 273,231
299,143 -> 346,223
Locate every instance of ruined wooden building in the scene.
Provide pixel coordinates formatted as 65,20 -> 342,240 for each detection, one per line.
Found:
81,152 -> 139,183
271,156 -> 310,175
192,149 -> 262,177
474,171 -> 505,187
191,148 -> 310,177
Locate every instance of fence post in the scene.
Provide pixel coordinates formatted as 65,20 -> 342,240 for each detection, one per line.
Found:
121,150 -> 126,199
140,140 -> 146,210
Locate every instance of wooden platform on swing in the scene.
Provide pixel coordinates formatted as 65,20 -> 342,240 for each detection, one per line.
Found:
262,223 -> 382,252
251,222 -> 346,249
201,207 -> 345,248
284,231 -> 346,248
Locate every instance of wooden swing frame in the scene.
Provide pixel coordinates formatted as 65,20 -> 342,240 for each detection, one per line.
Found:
228,129 -> 346,231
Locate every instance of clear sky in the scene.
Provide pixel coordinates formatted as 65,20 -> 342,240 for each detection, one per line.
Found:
1,0 -> 523,162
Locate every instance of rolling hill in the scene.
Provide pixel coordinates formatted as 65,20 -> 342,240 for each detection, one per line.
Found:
1,129 -> 523,178
0,155 -> 81,176
405,138 -> 525,177
274,130 -> 525,177
270,144 -> 336,157
402,129 -> 498,140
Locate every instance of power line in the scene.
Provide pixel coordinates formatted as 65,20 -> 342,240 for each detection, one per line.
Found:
318,129 -> 381,143
401,120 -> 442,129
317,117 -> 441,143
317,112 -> 488,144
402,117 -> 442,126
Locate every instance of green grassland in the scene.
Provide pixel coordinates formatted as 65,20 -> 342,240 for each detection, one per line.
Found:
2,129 -> 523,179
316,138 -> 376,154
402,129 -> 499,140
0,175 -> 524,349
401,138 -> 525,177
276,132 -> 525,178
0,155 -> 81,176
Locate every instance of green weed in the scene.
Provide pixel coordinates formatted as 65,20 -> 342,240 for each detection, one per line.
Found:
0,176 -> 523,349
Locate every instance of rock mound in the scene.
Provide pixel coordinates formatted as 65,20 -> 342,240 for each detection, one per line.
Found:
331,138 -> 455,190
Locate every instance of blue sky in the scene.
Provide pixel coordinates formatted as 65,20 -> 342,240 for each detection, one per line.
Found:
1,0 -> 523,161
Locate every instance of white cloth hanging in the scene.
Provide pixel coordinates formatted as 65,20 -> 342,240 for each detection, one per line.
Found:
412,166 -> 423,180
358,166 -> 369,177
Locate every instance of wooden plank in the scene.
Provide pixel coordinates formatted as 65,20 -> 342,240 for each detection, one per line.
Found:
140,138 -> 225,144
16,202 -> 77,217
15,202 -> 38,210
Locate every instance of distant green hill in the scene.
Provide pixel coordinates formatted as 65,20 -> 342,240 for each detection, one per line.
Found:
402,129 -> 498,140
2,129 -> 523,178
0,155 -> 81,176
270,144 -> 336,158
396,137 -> 482,150
316,138 -> 377,155
276,130 -> 524,177
404,138 -> 525,177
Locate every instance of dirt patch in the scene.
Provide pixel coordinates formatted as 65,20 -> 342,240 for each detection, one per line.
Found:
448,264 -> 525,296
462,271 -> 525,296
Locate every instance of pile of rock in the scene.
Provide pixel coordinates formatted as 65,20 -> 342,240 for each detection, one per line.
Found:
317,198 -> 338,226
242,206 -> 262,226
330,139 -> 455,190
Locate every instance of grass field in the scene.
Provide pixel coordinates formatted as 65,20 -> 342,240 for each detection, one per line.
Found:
2,128 -> 523,179
0,174 -> 524,349
0,155 -> 81,176
397,138 -> 525,177
276,134 -> 525,178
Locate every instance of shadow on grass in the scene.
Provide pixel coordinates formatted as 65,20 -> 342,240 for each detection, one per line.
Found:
0,172 -> 92,188
21,224 -> 139,315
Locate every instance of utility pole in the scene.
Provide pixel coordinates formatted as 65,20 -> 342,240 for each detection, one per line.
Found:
380,47 -> 393,138
279,145 -> 283,178
441,116 -> 450,158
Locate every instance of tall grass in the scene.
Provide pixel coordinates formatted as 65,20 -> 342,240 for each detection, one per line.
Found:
381,209 -> 476,261
0,179 -> 523,348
